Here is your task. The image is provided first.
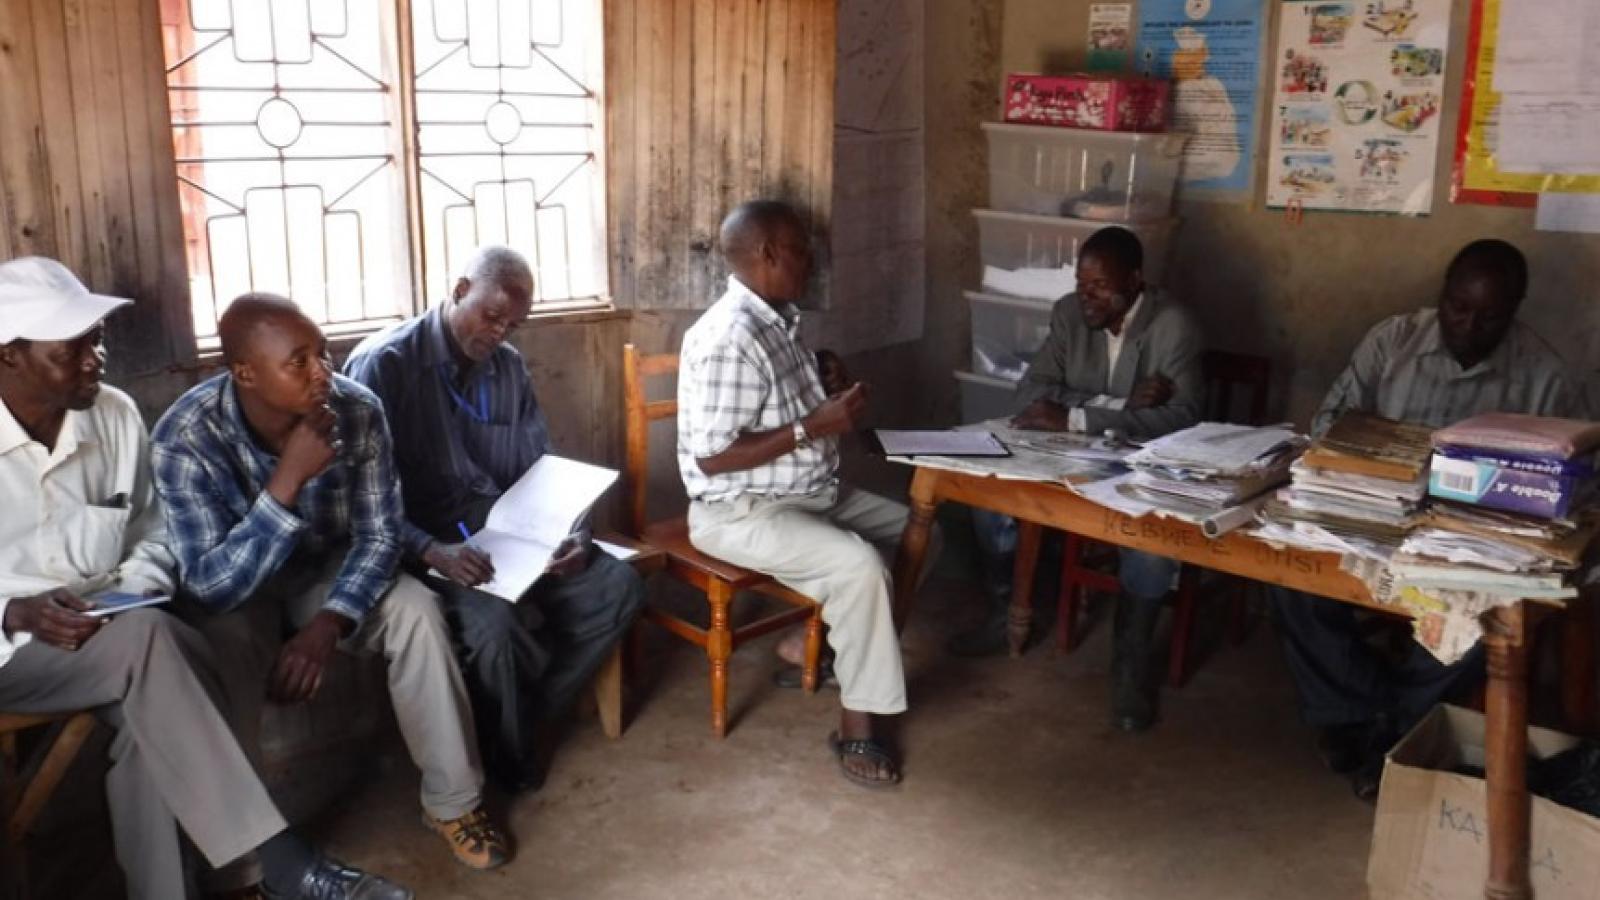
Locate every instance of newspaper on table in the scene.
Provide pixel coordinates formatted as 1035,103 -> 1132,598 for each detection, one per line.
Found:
1390,586 -> 1502,666
1118,422 -> 1303,537
886,419 -> 1131,484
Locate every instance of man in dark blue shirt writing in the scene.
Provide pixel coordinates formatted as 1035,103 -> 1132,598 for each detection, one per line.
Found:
345,246 -> 643,793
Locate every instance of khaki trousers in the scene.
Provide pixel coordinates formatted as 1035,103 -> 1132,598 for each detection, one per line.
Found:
689,484 -> 937,716
0,610 -> 286,900
184,556 -> 484,822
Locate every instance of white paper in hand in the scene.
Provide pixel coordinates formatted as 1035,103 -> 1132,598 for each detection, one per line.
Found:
473,455 -> 620,601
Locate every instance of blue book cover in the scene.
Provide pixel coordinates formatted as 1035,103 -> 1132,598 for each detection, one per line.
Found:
1433,444 -> 1595,478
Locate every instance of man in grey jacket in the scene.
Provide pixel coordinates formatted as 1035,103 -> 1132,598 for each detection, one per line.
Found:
958,226 -> 1203,732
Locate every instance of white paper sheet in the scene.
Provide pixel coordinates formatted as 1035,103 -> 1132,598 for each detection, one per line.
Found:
1493,0 -> 1600,96
594,539 -> 641,562
876,429 -> 1008,457
1536,193 -> 1600,234
474,455 -> 620,601
1497,95 -> 1600,174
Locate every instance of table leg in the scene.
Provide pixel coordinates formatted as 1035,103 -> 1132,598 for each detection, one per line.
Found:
1008,522 -> 1043,658
1483,602 -> 1532,900
892,469 -> 942,632
1561,587 -> 1597,735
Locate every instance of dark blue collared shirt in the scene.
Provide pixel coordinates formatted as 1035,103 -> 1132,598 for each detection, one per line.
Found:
344,305 -> 550,557
149,374 -> 403,624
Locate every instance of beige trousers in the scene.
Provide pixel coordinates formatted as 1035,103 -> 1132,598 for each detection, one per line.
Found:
0,610 -> 287,900
187,556 -> 484,822
689,484 -> 937,716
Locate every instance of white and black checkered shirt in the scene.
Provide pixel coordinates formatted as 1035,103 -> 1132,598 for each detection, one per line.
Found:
678,277 -> 838,502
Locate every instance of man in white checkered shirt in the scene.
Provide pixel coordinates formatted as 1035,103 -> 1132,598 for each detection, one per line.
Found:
679,200 -> 936,789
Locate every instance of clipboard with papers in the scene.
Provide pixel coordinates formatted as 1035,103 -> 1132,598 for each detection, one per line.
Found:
869,429 -> 1011,458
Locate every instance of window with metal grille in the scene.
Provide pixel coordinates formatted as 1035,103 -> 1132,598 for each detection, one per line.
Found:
160,0 -> 606,343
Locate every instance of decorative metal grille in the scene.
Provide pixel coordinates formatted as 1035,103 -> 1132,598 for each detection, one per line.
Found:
410,0 -> 605,306
162,0 -> 606,341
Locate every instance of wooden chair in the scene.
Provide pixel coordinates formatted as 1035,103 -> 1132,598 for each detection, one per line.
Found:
588,534 -> 665,739
622,344 -> 824,738
1,711 -> 98,900
1055,350 -> 1273,687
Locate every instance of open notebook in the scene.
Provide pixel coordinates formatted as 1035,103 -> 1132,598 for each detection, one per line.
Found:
466,455 -> 620,601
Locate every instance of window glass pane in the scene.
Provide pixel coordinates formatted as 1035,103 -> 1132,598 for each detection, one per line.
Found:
411,0 -> 607,306
163,0 -> 407,339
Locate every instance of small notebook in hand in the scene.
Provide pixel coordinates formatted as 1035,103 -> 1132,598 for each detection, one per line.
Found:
870,429 -> 1010,458
85,591 -> 171,618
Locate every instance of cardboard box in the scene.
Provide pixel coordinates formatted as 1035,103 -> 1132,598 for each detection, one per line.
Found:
1429,452 -> 1595,519
1369,705 -> 1600,900
1002,73 -> 1171,132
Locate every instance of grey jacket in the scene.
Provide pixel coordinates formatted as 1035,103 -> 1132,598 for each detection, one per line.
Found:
1015,287 -> 1203,440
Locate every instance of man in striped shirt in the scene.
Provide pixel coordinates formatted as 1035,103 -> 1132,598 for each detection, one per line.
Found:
679,200 -> 937,789
1275,238 -> 1588,801
345,247 -> 643,795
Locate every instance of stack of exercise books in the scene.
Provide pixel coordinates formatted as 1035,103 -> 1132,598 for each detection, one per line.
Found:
1386,413 -> 1600,602
1256,412 -> 1432,561
1117,422 -> 1304,537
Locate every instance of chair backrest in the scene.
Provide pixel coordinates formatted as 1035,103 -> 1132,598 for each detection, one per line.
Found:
1200,350 -> 1272,426
622,343 -> 680,535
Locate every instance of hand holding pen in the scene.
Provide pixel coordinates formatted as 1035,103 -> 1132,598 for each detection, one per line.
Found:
422,521 -> 497,588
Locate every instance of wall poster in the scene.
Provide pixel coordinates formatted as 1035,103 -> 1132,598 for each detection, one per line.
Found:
1136,0 -> 1265,198
1264,0 -> 1452,215
1451,0 -> 1600,206
1088,4 -> 1134,72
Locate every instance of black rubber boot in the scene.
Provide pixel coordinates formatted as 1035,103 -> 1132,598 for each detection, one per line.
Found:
1110,593 -> 1163,732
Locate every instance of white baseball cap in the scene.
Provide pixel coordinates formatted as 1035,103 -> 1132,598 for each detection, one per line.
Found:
0,257 -> 131,344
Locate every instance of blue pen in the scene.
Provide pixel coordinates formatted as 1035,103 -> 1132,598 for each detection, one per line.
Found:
456,521 -> 474,544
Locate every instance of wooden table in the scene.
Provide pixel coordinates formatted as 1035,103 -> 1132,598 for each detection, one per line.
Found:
890,465 -> 1549,900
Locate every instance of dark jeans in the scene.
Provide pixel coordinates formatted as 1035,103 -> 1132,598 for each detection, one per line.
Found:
1270,585 -> 1484,735
427,549 -> 644,785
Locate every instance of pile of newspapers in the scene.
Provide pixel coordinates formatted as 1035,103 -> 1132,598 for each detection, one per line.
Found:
1117,422 -> 1305,538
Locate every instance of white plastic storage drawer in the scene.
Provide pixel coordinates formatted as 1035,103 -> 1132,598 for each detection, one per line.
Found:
974,208 -> 1176,284
955,369 -> 1021,424
983,123 -> 1187,222
967,290 -> 1056,382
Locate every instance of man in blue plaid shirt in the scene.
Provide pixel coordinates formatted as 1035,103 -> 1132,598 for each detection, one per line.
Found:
151,294 -> 511,871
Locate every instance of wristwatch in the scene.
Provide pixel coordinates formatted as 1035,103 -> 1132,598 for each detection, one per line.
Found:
792,420 -> 812,450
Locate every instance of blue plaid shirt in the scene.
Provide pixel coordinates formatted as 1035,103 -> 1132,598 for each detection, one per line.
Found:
345,305 -> 550,557
149,373 -> 403,624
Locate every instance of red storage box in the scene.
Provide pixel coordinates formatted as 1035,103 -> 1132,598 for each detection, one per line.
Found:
1002,73 -> 1171,132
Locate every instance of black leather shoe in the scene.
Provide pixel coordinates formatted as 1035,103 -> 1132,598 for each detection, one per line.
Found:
264,857 -> 413,900
1316,723 -> 1373,775
1350,756 -> 1385,803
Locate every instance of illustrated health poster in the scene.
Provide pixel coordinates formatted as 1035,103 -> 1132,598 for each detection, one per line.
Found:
1265,0 -> 1452,215
1136,0 -> 1265,196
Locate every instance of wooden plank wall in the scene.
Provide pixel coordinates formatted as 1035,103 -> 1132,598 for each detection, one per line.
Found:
605,0 -> 837,310
0,0 -> 193,371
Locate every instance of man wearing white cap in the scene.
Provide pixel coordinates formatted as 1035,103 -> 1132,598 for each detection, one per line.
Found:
0,257 -> 410,899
